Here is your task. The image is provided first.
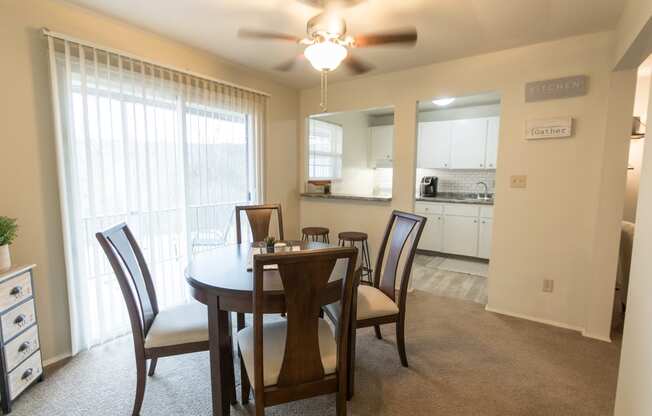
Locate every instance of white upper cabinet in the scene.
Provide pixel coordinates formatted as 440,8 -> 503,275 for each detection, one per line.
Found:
485,117 -> 499,169
417,121 -> 451,169
450,118 -> 488,169
369,125 -> 394,165
417,116 -> 499,170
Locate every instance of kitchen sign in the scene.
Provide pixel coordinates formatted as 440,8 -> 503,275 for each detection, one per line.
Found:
525,117 -> 573,140
525,75 -> 588,102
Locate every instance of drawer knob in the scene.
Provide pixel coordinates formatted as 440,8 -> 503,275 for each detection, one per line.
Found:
9,286 -> 22,296
14,314 -> 26,326
18,341 -> 31,353
21,368 -> 33,381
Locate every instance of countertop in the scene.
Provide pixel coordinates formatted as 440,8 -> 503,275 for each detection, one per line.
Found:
300,192 -> 392,202
416,192 -> 494,205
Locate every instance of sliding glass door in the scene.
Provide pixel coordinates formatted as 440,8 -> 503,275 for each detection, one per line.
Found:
48,37 -> 266,352
185,104 -> 255,253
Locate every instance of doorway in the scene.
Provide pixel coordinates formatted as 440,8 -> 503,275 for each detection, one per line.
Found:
410,92 -> 502,305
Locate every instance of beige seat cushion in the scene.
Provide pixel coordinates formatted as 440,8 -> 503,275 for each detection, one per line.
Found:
237,319 -> 337,387
325,285 -> 399,321
144,302 -> 208,349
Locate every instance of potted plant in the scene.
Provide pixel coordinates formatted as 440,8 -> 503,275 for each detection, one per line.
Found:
263,236 -> 276,253
0,217 -> 18,272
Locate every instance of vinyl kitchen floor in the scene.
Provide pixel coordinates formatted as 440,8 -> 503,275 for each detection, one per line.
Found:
412,254 -> 488,305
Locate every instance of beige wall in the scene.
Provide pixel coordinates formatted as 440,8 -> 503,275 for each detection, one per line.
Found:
624,71 -> 650,222
0,0 -> 299,363
298,31 -> 635,340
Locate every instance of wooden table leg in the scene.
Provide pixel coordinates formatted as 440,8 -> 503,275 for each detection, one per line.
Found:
208,296 -> 234,416
222,311 -> 237,405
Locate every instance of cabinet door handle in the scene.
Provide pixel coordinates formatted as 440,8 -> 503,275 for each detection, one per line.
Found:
21,368 -> 33,380
18,341 -> 31,353
9,286 -> 22,296
473,220 -> 478,223
14,314 -> 26,326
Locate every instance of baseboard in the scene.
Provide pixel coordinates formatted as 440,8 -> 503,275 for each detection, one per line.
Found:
43,352 -> 72,367
484,305 -> 586,333
580,331 -> 612,343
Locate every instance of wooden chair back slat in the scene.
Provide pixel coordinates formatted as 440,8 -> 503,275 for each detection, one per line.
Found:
252,247 -> 357,396
276,258 -> 335,386
374,211 -> 427,302
236,204 -> 284,243
96,223 -> 159,341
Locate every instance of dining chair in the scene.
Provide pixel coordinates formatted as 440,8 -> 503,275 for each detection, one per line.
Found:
237,247 -> 358,416
325,210 -> 426,371
235,203 -> 284,243
96,223 -> 210,416
235,203 -> 286,389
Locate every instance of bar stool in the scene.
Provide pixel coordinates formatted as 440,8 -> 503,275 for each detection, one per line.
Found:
302,227 -> 330,243
338,231 -> 373,285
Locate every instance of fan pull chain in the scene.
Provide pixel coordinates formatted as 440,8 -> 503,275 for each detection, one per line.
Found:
320,70 -> 328,112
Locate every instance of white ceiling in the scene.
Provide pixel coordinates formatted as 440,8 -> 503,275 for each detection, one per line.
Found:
66,0 -> 625,89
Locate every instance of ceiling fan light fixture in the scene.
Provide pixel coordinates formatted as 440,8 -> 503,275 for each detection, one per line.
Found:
432,97 -> 455,107
304,40 -> 348,71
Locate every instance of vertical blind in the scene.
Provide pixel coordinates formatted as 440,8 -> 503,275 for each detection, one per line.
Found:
308,118 -> 343,180
46,33 -> 268,354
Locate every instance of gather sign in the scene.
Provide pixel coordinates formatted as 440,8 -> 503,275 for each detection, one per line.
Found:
525,117 -> 573,140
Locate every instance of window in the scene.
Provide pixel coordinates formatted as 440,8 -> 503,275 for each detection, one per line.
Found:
48,37 -> 267,352
308,118 -> 343,180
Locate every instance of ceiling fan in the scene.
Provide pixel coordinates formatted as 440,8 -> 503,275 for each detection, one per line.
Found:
238,5 -> 417,110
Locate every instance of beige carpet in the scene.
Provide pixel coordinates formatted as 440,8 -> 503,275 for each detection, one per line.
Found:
12,291 -> 619,415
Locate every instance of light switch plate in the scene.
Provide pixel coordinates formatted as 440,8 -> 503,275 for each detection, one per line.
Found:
542,279 -> 554,293
510,175 -> 527,188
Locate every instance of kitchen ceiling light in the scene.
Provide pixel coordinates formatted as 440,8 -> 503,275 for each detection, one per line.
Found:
432,97 -> 455,106
304,40 -> 348,71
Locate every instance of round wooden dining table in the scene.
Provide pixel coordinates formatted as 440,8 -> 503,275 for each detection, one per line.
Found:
185,241 -> 352,416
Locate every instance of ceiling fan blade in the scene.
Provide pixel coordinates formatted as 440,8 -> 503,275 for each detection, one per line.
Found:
238,29 -> 301,43
353,28 -> 418,48
344,55 -> 374,75
274,55 -> 304,72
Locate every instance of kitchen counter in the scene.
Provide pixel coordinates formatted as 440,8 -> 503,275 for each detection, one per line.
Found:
301,192 -> 392,202
416,192 -> 494,205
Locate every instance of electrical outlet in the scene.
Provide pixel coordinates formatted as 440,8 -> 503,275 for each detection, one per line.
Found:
542,279 -> 554,293
510,175 -> 527,188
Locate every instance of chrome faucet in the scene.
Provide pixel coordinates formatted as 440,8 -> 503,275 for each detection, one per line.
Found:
476,181 -> 489,200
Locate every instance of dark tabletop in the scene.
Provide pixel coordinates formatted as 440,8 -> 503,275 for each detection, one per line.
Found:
185,241 -> 347,300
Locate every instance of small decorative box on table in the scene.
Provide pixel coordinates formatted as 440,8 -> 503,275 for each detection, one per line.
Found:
0,265 -> 42,414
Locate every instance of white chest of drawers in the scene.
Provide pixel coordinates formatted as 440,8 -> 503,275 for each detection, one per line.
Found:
0,265 -> 43,414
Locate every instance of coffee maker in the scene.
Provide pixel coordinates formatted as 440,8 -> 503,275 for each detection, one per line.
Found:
420,176 -> 438,197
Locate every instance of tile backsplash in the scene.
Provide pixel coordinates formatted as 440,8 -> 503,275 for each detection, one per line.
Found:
416,168 -> 496,195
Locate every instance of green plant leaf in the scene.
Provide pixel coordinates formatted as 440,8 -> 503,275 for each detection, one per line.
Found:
0,217 -> 18,246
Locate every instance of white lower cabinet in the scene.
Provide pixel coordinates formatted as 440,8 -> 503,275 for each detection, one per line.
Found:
442,215 -> 479,257
478,218 -> 493,259
415,202 -> 493,259
420,214 -> 444,252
